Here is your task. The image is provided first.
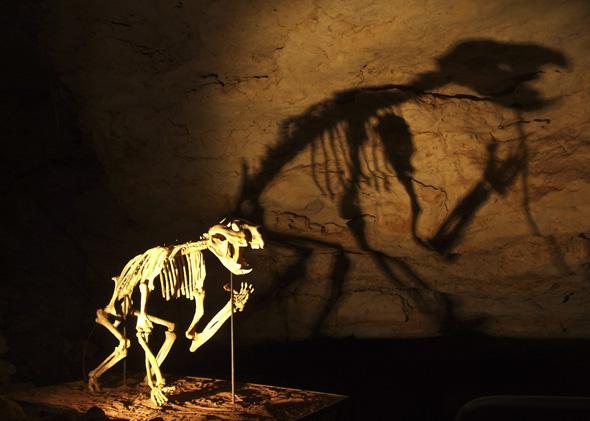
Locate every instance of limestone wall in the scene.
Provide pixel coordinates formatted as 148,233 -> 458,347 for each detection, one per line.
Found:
42,0 -> 590,340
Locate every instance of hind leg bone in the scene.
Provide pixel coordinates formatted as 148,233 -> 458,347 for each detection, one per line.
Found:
88,308 -> 131,391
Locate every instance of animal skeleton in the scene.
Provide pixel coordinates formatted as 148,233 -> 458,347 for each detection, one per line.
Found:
87,218 -> 264,406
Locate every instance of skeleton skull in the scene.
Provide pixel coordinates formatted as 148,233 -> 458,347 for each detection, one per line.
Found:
205,218 -> 264,274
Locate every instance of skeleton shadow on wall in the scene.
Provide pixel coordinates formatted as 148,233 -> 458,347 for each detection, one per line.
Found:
234,39 -> 569,336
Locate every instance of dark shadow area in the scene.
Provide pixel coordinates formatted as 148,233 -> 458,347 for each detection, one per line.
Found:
16,401 -> 126,421
1,2 -> 126,394
455,395 -> 590,421
177,337 -> 590,421
235,38 -> 569,335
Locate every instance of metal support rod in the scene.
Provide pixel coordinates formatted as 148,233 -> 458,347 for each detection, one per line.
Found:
123,322 -> 127,386
122,296 -> 129,386
230,272 -> 235,404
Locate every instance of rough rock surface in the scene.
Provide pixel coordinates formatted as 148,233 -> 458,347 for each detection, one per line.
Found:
37,1 -> 590,340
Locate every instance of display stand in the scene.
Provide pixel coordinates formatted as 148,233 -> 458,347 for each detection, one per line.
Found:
4,376 -> 350,420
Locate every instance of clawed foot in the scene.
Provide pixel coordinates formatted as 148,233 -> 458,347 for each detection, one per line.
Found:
88,376 -> 100,392
87,338 -> 129,393
232,282 -> 254,312
150,385 -> 169,406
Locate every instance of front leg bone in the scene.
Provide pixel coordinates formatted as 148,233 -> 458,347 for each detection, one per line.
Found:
190,282 -> 254,352
136,283 -> 153,333
137,331 -> 168,406
185,289 -> 205,340
132,311 -> 177,367
135,281 -> 169,406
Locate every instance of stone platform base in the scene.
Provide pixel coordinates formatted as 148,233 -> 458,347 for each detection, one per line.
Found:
3,376 -> 349,420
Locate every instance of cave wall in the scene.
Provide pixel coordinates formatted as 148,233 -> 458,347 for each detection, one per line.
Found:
32,0 -> 590,345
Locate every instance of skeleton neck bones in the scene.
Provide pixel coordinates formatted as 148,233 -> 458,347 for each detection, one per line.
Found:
88,218 -> 263,406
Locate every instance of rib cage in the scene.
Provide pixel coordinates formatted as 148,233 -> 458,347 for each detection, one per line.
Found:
158,250 -> 206,301
114,246 -> 206,302
280,104 -> 401,202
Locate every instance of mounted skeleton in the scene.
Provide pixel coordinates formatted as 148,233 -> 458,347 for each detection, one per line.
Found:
87,218 -> 264,405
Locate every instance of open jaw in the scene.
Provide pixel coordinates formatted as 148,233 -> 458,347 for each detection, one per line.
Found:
228,234 -> 263,274
227,243 -> 253,274
207,219 -> 265,275
237,252 -> 252,272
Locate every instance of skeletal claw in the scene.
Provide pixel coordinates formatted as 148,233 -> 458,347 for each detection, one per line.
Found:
88,376 -> 100,392
231,282 -> 254,312
150,385 -> 169,406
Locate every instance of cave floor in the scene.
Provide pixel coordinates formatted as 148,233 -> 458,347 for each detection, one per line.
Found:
3,375 -> 348,420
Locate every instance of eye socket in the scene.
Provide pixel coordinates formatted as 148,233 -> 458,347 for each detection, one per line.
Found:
228,243 -> 235,258
212,233 -> 226,241
244,229 -> 252,243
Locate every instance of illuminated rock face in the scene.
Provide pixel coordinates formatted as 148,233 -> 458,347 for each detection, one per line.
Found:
45,1 -> 590,339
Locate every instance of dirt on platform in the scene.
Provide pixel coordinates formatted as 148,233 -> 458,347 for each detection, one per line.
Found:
3,376 -> 347,420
